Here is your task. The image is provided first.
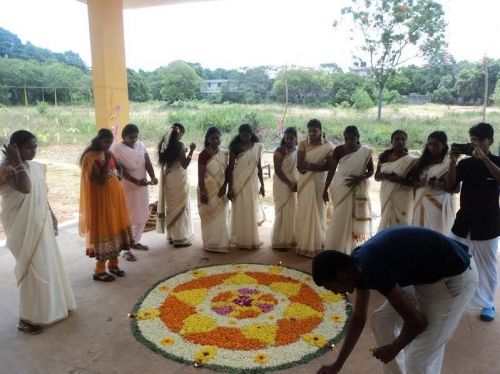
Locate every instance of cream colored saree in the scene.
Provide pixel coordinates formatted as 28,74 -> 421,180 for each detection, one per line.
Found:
412,160 -> 456,235
0,161 -> 76,324
157,161 -> 193,244
377,155 -> 417,232
198,151 -> 230,252
271,150 -> 298,249
296,141 -> 334,257
325,146 -> 373,253
230,143 -> 264,249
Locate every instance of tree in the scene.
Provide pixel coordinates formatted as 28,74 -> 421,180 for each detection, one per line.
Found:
340,0 -> 446,119
159,60 -> 202,102
0,27 -> 23,58
352,88 -> 374,110
273,68 -> 333,104
127,68 -> 151,102
330,73 -> 371,105
320,63 -> 343,75
492,78 -> 500,107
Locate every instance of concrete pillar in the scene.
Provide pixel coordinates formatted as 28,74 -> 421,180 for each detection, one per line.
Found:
87,0 -> 129,134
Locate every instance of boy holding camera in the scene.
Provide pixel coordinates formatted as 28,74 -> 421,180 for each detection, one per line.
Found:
447,122 -> 500,321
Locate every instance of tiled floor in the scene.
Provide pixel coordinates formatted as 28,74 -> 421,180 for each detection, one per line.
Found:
0,218 -> 499,374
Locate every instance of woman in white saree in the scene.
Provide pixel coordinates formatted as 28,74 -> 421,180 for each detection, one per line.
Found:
198,127 -> 230,252
375,130 -> 417,232
409,131 -> 457,234
226,124 -> 265,249
324,126 -> 374,254
296,119 -> 334,257
110,124 -> 158,251
1,131 -> 76,334
157,123 -> 196,247
272,127 -> 298,250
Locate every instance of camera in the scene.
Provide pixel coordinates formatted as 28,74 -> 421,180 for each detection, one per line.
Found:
451,143 -> 473,156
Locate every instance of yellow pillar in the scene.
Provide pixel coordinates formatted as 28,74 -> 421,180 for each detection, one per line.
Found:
87,0 -> 129,134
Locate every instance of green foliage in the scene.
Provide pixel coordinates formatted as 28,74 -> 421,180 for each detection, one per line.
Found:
330,73 -> 371,105
0,27 -> 87,70
352,88 -> 374,110
0,58 -> 92,105
492,79 -> 500,107
382,90 -> 402,104
340,0 -> 447,119
127,69 -> 151,102
2,102 -> 499,155
37,100 -> 49,115
159,61 -> 202,102
273,68 -> 333,104
431,86 -> 454,105
386,74 -> 412,95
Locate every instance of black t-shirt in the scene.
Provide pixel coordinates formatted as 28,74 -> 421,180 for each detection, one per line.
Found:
353,227 -> 470,296
451,154 -> 500,240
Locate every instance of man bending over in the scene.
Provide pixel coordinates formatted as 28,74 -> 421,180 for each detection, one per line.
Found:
313,226 -> 478,374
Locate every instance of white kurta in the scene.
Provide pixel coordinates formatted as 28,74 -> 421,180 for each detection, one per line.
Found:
0,161 -> 76,324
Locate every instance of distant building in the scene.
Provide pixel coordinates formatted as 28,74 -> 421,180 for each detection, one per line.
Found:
349,61 -> 370,77
200,79 -> 228,94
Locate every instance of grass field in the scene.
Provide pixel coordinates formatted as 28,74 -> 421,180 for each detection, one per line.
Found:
0,102 -> 499,239
1,101 -> 500,151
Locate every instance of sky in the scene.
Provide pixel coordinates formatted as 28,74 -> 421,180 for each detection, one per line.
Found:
0,0 -> 499,71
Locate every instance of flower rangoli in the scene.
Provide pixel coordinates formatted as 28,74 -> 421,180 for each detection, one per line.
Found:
131,264 -> 350,373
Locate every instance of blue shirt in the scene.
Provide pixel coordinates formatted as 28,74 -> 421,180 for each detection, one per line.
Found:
352,227 -> 470,295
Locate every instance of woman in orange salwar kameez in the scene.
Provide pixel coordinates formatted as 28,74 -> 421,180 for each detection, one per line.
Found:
79,129 -> 134,282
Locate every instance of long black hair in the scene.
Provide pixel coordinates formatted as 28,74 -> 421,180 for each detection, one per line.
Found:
280,127 -> 298,146
307,119 -> 325,141
10,130 -> 36,148
410,130 -> 448,179
204,126 -> 222,148
158,123 -> 185,166
229,124 -> 259,153
79,128 -> 113,165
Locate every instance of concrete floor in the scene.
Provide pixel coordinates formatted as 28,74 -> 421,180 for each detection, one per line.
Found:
1,216 -> 499,374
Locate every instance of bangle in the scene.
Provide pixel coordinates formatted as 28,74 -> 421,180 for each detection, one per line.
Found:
306,162 -> 310,169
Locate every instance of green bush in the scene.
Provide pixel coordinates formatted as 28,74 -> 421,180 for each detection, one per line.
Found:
37,100 -> 50,115
352,89 -> 374,111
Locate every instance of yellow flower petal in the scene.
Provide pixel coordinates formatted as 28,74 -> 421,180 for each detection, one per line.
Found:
269,282 -> 301,296
223,272 -> 258,285
180,315 -> 217,335
302,333 -> 327,348
160,337 -> 175,346
194,346 -> 217,363
172,288 -> 209,306
268,265 -> 283,274
253,353 -> 269,364
321,292 -> 344,303
283,302 -> 322,320
241,323 -> 277,345
136,309 -> 160,320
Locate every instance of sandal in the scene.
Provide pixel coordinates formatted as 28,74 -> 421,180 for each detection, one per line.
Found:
17,320 -> 43,335
174,243 -> 192,248
109,267 -> 125,277
93,272 -> 115,282
132,243 -> 149,251
123,250 -> 137,261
